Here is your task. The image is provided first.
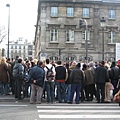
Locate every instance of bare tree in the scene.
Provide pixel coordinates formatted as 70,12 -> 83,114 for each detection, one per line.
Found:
0,26 -> 7,43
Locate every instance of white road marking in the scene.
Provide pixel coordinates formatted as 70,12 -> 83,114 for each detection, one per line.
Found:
37,103 -> 120,119
38,109 -> 120,113
37,106 -> 119,108
0,104 -> 28,107
39,115 -> 120,118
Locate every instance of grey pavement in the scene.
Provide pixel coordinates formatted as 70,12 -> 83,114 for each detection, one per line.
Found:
0,94 -> 30,102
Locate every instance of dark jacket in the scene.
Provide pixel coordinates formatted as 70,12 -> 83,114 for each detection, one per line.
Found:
29,66 -> 45,87
95,65 -> 109,83
110,66 -> 120,81
84,67 -> 95,85
55,66 -> 66,80
70,67 -> 84,84
12,63 -> 24,79
65,69 -> 72,84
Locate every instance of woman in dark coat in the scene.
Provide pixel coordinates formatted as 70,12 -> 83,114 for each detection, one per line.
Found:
0,57 -> 10,95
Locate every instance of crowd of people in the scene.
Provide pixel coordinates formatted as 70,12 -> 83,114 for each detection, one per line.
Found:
0,56 -> 120,105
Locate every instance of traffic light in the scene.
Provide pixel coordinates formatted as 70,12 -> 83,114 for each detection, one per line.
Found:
79,20 -> 84,28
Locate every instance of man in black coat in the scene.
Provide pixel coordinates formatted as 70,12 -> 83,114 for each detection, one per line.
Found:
110,61 -> 120,97
95,61 -> 109,103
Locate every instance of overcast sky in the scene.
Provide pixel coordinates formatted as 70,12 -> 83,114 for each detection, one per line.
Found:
0,0 -> 38,43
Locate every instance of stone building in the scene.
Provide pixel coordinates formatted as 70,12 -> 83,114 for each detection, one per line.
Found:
6,38 -> 34,60
34,0 -> 120,62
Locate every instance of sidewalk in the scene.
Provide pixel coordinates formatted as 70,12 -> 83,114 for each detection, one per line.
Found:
0,94 -> 30,102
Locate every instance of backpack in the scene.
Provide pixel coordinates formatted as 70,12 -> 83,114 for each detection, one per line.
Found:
13,63 -> 24,79
12,64 -> 19,77
24,71 -> 29,82
24,68 -> 31,82
46,66 -> 54,81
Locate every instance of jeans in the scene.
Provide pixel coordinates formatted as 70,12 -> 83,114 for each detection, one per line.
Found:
14,76 -> 23,99
46,81 -> 55,103
56,82 -> 66,103
65,84 -> 71,102
70,83 -> 81,103
24,82 -> 30,97
1,82 -> 8,95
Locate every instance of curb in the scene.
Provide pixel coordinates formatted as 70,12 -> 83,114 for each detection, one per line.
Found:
0,96 -> 30,102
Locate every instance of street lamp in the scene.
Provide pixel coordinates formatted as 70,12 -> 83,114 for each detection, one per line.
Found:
100,17 -> 106,61
79,19 -> 88,63
6,4 -> 10,58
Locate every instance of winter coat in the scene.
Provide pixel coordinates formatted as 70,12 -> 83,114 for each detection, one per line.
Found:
12,63 -> 24,79
84,67 -> 95,85
70,67 -> 84,84
0,63 -> 9,83
110,66 -> 120,81
95,65 -> 109,83
29,66 -> 45,87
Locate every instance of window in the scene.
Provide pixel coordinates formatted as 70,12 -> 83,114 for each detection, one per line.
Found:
50,29 -> 58,42
15,46 -> 17,49
109,10 -> 115,19
65,56 -> 75,62
83,8 -> 89,17
67,7 -> 74,17
49,56 -> 58,61
11,46 -> 13,49
82,30 -> 90,42
109,31 -> 116,43
28,45 -> 32,50
19,46 -> 21,49
28,51 -> 32,55
19,50 -> 21,56
66,30 -> 74,42
51,7 -> 58,17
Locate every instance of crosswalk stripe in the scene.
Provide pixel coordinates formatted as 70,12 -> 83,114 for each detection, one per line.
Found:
38,115 -> 120,118
37,106 -> 119,108
38,109 -> 120,113
37,103 -> 120,119
0,105 -> 28,107
38,103 -> 117,106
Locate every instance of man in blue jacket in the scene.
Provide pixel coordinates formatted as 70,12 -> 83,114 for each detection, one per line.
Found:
29,61 -> 45,104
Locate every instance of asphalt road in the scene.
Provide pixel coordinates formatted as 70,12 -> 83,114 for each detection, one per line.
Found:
0,101 -> 120,120
0,101 -> 38,120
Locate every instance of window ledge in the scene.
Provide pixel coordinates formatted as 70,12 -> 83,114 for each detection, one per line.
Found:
108,43 -> 116,45
82,17 -> 90,19
65,41 -> 75,44
81,41 -> 91,44
49,41 -> 59,44
108,18 -> 116,20
50,16 -> 58,18
66,16 -> 75,18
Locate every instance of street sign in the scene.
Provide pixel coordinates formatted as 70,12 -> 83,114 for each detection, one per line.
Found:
40,53 -> 46,61
116,43 -> 120,61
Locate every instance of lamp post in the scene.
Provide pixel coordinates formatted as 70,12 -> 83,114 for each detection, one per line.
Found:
6,4 -> 10,58
79,19 -> 88,63
100,17 -> 106,61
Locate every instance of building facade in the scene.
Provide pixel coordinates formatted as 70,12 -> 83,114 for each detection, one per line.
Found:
6,38 -> 34,60
34,0 -> 120,62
